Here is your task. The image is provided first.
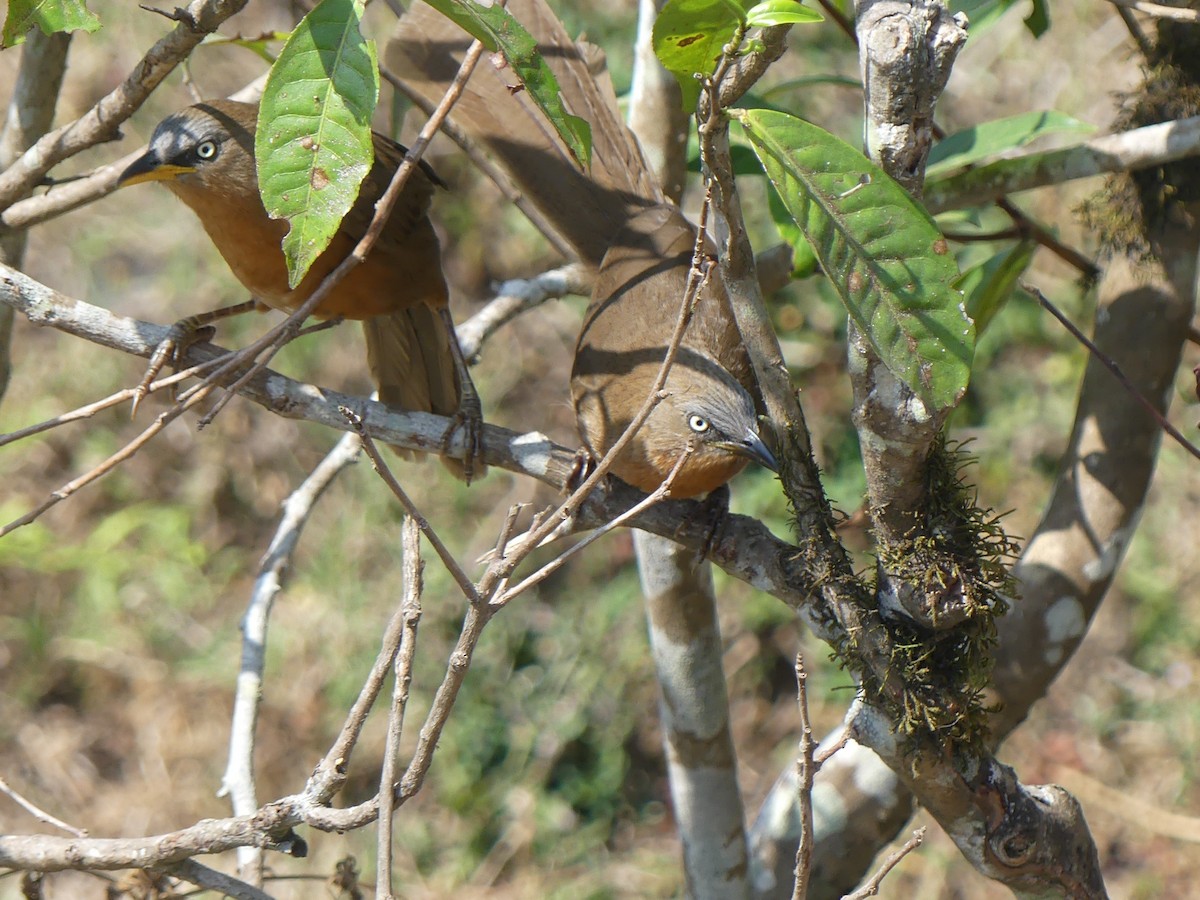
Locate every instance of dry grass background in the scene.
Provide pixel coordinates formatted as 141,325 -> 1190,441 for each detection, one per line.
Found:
1,0 -> 1199,897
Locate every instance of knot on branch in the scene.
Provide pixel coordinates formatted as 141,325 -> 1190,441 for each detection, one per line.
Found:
974,760 -> 1107,897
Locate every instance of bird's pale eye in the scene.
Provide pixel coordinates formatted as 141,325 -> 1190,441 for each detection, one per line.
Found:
195,140 -> 218,160
688,415 -> 710,434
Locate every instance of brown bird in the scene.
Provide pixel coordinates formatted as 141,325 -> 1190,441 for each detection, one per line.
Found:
390,4 -> 775,498
570,206 -> 777,498
118,99 -> 483,481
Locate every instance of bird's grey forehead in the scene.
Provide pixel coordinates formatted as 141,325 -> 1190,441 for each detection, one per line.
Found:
665,362 -> 756,430
148,105 -> 253,158
149,112 -> 220,153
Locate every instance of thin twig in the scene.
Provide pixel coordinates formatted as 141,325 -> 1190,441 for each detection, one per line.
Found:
220,431 -> 361,883
0,776 -> 85,837
0,357 -> 224,448
996,198 -> 1100,282
1024,282 -> 1200,461
377,514 -> 422,900
814,725 -> 851,767
0,384 -> 216,538
1105,0 -> 1200,23
0,0 -> 249,208
395,601 -> 492,804
792,653 -> 816,900
842,827 -> 926,899
1113,2 -> 1154,59
347,409 -> 482,603
166,859 -> 272,900
494,446 -> 694,607
311,568 -> 421,801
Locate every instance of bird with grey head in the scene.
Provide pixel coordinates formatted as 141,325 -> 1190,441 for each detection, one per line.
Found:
571,205 -> 778,499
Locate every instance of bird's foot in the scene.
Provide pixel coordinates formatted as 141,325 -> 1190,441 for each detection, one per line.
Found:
565,447 -> 598,494
691,483 -> 732,564
131,318 -> 216,417
441,391 -> 486,484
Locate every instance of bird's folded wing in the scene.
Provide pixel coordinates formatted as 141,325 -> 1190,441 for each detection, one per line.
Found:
385,0 -> 663,265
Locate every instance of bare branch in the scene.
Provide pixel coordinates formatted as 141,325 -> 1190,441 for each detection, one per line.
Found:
377,514 -> 423,899
926,115 -> 1200,213
842,828 -> 926,899
791,654 -> 816,900
1105,0 -> 1200,23
0,0 -> 250,208
1024,282 -> 1200,460
0,776 -> 85,838
0,27 -> 71,404
350,412 -> 482,602
166,859 -> 272,900
220,431 -> 361,883
456,263 -> 590,360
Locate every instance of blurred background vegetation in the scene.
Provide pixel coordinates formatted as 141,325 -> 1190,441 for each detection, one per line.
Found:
1,0 -> 1198,897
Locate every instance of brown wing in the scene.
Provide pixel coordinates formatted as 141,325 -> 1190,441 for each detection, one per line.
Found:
386,0 -> 663,265
336,131 -> 443,244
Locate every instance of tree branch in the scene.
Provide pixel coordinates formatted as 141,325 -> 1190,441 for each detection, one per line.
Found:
0,0 -> 250,209
925,114 -> 1200,213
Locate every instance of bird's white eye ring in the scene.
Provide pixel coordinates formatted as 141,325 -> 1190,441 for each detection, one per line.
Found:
688,415 -> 710,433
195,140 -> 218,160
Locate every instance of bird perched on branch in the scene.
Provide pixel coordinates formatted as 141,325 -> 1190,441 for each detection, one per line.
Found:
118,99 -> 484,481
389,1 -> 777,498
570,206 -> 776,497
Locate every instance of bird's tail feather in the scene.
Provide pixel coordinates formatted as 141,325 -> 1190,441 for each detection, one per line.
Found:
362,308 -> 471,481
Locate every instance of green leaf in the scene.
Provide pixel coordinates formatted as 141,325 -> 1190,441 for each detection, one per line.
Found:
947,0 -> 1022,34
760,74 -> 861,101
953,239 -> 1035,336
2,0 -> 99,49
201,31 -> 291,65
1023,0 -> 1050,37
927,110 -> 1093,176
257,0 -> 379,289
422,0 -> 591,167
653,0 -> 748,112
767,183 -> 819,277
745,0 -> 822,27
736,108 -> 973,410
686,143 -> 764,175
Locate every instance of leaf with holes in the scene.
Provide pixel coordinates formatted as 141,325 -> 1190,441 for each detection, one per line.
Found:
257,0 -> 378,288
737,108 -> 973,410
2,0 -> 99,48
422,0 -> 590,167
653,0 -> 748,112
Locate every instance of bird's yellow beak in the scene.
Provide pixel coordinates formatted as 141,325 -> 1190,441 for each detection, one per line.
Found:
118,152 -> 195,187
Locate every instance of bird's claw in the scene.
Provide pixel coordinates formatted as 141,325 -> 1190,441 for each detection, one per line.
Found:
691,483 -> 732,564
131,320 -> 216,417
441,394 -> 485,484
565,447 -> 598,494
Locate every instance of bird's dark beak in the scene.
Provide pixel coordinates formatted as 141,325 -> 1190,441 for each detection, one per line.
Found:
734,428 -> 779,472
118,150 -> 194,187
